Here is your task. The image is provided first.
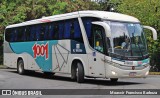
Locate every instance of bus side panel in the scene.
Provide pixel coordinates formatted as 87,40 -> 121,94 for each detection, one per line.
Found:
27,53 -> 40,71
51,39 -> 89,75
4,41 -> 17,68
8,41 -> 58,72
4,53 -> 17,68
52,40 -> 71,73
4,52 -> 28,70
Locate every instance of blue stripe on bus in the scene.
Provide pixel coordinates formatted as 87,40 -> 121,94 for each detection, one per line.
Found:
10,40 -> 58,72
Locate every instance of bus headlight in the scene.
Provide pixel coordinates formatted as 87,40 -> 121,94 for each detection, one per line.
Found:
145,71 -> 149,76
111,71 -> 117,75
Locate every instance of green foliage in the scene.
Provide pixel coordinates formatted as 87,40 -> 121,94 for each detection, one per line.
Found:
51,1 -> 67,15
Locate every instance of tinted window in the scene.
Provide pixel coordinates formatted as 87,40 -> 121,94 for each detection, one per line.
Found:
92,25 -> 105,53
17,27 -> 23,42
12,28 -> 18,42
73,19 -> 83,43
48,23 -> 54,40
30,25 -> 36,41
5,18 -> 84,43
5,28 -> 11,42
39,24 -> 45,40
22,27 -> 26,41
44,23 -> 50,40
26,26 -> 31,41
82,17 -> 100,46
59,21 -> 64,39
64,20 -> 71,39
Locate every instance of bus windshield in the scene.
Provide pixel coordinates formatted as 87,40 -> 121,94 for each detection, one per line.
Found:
105,21 -> 148,60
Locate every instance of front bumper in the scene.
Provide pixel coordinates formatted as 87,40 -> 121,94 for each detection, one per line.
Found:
105,64 -> 150,78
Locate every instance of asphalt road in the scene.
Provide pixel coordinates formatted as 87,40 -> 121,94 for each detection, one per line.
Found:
0,68 -> 160,98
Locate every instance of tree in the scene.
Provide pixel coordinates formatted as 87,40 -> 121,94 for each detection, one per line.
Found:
0,0 -> 27,33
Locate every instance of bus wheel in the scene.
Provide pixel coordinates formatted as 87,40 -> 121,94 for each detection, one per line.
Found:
76,62 -> 84,83
17,59 -> 25,75
71,62 -> 77,80
110,78 -> 118,82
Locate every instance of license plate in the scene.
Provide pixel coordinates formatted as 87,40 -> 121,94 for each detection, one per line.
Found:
129,72 -> 137,77
125,61 -> 134,66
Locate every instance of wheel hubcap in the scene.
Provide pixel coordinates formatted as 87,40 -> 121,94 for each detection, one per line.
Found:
19,63 -> 22,73
76,67 -> 78,79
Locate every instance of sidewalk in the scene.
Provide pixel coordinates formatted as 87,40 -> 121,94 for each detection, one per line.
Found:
149,72 -> 160,75
0,65 -> 7,69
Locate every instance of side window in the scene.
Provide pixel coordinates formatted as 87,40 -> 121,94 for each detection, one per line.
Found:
5,28 -> 11,42
70,20 -> 74,39
92,25 -> 105,53
71,19 -> 83,43
48,23 -> 54,40
64,20 -> 71,39
6,27 -> 26,42
44,23 -> 49,40
82,17 -> 100,46
39,24 -> 45,41
5,18 -> 84,42
59,21 -> 64,39
26,26 -> 31,41
74,19 -> 81,38
53,22 -> 59,39
12,28 -> 18,42
30,25 -> 37,41
17,27 -> 23,42
22,27 -> 26,41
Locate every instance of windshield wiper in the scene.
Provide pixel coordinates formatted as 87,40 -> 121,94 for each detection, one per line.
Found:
137,42 -> 144,59
132,33 -> 144,59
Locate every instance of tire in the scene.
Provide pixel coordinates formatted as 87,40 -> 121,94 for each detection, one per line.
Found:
110,78 -> 118,82
17,59 -> 25,75
76,62 -> 84,83
71,62 -> 77,80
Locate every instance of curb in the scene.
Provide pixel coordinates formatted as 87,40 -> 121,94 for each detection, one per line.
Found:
149,72 -> 160,75
0,65 -> 7,69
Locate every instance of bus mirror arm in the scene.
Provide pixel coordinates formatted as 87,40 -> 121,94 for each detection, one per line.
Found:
92,22 -> 111,38
143,26 -> 157,40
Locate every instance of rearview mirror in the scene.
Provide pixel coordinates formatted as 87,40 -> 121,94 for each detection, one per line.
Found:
92,22 -> 111,38
143,26 -> 157,40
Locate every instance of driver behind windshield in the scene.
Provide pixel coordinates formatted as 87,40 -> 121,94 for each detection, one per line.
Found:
121,37 -> 130,50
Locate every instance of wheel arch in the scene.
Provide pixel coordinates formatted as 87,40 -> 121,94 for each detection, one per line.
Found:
70,57 -> 87,76
17,56 -> 27,70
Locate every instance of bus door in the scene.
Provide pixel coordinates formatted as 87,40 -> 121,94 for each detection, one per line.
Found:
88,25 -> 106,77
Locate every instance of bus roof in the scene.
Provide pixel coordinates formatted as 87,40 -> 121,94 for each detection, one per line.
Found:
6,10 -> 140,29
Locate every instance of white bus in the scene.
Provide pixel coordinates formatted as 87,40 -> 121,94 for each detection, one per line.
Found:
4,11 -> 157,83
